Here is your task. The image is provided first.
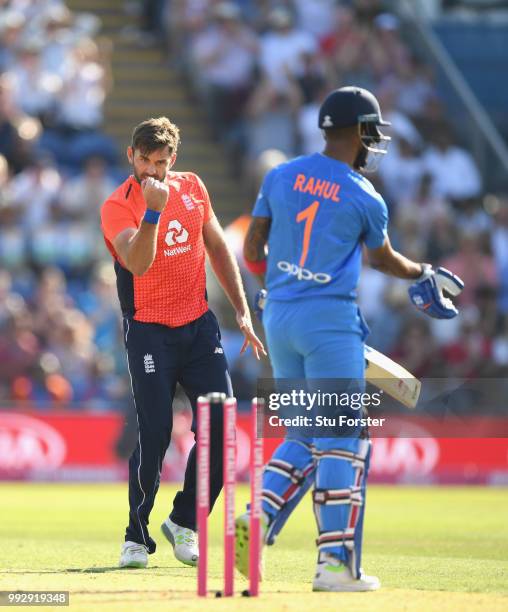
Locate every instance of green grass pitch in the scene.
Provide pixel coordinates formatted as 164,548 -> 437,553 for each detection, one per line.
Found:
0,484 -> 507,611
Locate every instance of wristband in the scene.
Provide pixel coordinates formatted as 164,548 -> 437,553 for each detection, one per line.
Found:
244,257 -> 267,275
143,209 -> 161,224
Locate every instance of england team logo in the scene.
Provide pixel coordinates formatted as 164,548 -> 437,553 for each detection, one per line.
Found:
144,354 -> 155,374
181,194 -> 194,211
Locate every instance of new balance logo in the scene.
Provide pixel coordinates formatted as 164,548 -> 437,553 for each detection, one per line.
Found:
214,347 -> 223,354
144,354 -> 155,373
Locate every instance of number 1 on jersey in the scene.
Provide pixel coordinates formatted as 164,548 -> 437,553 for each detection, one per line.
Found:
296,200 -> 319,267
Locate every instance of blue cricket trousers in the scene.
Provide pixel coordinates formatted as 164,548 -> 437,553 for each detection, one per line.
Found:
262,296 -> 371,573
123,309 -> 232,553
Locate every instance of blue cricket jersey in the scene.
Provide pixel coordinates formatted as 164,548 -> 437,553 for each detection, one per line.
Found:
252,152 -> 388,301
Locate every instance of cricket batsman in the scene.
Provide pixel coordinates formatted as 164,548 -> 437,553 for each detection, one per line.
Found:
236,86 -> 464,591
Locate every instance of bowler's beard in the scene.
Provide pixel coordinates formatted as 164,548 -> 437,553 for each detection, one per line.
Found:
132,166 -> 166,184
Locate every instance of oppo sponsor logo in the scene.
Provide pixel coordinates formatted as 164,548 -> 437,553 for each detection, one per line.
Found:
277,261 -> 331,284
0,413 -> 67,470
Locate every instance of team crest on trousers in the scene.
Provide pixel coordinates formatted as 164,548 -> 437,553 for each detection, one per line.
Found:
144,354 -> 155,373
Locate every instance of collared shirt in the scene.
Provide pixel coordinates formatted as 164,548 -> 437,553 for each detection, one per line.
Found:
101,171 -> 214,327
253,152 -> 388,300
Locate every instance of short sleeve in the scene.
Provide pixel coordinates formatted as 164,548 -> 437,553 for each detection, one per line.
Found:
101,198 -> 138,245
252,168 -> 277,218
194,174 -> 215,223
363,193 -> 388,249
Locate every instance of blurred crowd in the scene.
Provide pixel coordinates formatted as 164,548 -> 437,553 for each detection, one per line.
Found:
161,0 -> 508,384
0,1 -> 117,169
0,0 -> 128,407
1,0 -> 507,410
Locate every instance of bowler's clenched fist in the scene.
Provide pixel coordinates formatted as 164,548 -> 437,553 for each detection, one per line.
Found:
142,177 -> 169,212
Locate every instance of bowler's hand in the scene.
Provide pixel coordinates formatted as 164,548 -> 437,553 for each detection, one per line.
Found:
236,312 -> 267,360
142,177 -> 169,212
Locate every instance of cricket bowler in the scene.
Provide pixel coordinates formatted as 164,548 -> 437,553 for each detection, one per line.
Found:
100,117 -> 264,569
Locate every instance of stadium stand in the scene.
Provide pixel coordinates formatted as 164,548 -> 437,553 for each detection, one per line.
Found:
0,0 -> 507,410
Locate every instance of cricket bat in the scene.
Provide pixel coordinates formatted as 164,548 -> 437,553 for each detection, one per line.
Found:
364,345 -> 421,409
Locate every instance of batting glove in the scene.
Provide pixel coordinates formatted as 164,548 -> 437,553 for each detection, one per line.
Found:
254,289 -> 267,321
408,266 -> 464,319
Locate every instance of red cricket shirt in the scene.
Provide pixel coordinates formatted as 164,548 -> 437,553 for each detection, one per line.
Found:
101,171 -> 214,327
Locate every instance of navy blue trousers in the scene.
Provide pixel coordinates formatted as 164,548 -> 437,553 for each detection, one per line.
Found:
123,310 -> 232,552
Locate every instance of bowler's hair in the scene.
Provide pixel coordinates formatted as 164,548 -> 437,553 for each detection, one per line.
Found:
131,117 -> 180,154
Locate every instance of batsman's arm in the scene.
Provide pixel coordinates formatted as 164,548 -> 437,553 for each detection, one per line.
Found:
367,236 -> 424,280
243,216 -> 271,284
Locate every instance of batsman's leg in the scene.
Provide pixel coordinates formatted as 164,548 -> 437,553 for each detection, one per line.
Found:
260,299 -> 313,543
263,438 -> 316,545
236,299 -> 316,576
298,310 -> 379,590
312,436 -> 379,591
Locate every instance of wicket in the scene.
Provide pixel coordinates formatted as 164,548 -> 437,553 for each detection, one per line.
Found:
196,393 -> 264,597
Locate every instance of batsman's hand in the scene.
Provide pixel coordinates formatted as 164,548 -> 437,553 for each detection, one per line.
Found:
141,177 -> 169,212
254,289 -> 267,322
236,311 -> 267,360
408,266 -> 464,319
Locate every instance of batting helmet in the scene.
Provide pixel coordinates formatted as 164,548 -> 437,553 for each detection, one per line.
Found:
318,86 -> 391,171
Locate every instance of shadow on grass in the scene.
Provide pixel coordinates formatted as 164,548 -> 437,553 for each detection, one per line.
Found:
68,565 -> 186,574
67,567 -> 128,573
2,566 -> 179,575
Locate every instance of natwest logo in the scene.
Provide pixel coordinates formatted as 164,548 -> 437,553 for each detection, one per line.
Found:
0,413 -> 67,471
277,261 -> 331,284
165,219 -> 188,246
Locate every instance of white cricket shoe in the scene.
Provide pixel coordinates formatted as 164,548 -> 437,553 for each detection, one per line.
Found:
161,517 -> 198,567
119,541 -> 148,569
234,511 -> 268,581
312,552 -> 380,592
